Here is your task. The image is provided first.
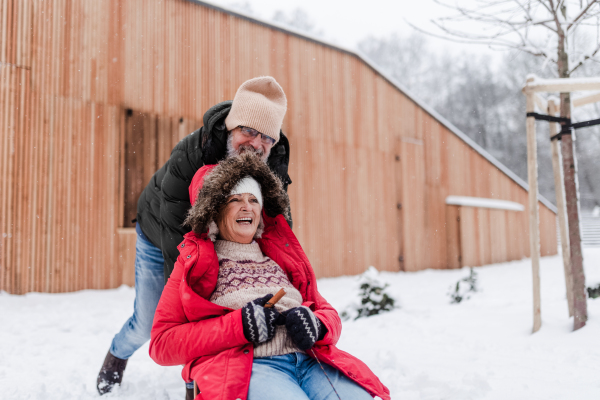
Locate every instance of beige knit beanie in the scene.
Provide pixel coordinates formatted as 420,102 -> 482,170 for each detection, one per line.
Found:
224,76 -> 287,143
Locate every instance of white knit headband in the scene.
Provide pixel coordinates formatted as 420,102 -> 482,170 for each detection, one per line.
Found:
229,176 -> 263,208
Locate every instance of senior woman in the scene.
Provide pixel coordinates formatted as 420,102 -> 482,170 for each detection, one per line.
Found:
150,153 -> 390,400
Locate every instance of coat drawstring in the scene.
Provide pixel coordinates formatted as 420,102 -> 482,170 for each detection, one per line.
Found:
267,289 -> 342,399
310,349 -> 342,400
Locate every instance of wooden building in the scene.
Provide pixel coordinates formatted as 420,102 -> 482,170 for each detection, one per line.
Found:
0,0 -> 557,295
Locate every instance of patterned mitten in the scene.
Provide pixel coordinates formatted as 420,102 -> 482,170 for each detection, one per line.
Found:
241,294 -> 285,344
283,306 -> 326,351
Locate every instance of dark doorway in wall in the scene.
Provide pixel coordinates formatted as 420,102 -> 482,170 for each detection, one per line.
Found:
121,110 -> 203,228
123,110 -> 159,228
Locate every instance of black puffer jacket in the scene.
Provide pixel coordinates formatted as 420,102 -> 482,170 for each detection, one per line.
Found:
136,101 -> 292,281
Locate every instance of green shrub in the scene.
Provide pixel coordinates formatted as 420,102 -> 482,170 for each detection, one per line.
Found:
587,284 -> 600,299
448,268 -> 478,304
342,267 -> 397,320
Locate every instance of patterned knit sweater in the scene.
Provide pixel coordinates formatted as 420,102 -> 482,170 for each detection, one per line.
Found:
210,240 -> 303,357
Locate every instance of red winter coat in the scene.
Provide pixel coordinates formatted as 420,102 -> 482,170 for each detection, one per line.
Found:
149,165 -> 390,400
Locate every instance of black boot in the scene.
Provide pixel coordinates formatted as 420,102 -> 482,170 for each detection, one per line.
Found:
96,351 -> 128,395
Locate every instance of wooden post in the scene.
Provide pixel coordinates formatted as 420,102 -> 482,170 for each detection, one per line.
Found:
525,83 -> 542,333
572,92 -> 600,108
534,93 -> 548,113
548,99 -> 574,317
524,74 -> 591,331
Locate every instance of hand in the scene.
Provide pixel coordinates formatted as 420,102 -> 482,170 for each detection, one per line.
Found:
241,294 -> 285,344
283,306 -> 326,351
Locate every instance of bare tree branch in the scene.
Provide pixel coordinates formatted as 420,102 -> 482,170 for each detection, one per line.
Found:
407,19 -> 555,61
414,0 -> 598,77
566,6 -> 600,33
538,0 -> 556,15
548,0 -> 565,36
569,41 -> 600,73
568,0 -> 599,30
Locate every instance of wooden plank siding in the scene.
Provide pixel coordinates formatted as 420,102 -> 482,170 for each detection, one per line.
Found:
0,0 -> 557,294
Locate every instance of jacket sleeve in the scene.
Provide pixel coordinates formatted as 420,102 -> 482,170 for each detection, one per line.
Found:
304,287 -> 342,347
149,256 -> 248,366
267,132 -> 293,229
159,133 -> 204,280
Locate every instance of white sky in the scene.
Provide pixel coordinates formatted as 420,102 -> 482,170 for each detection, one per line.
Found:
204,0 -> 500,58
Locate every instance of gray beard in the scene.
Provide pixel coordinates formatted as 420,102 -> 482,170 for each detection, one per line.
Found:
226,133 -> 270,162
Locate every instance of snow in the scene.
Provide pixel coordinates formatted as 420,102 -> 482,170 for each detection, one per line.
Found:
525,74 -> 600,91
2,249 -> 600,399
445,196 -> 525,212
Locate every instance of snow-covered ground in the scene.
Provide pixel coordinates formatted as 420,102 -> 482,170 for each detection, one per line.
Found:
2,248 -> 599,400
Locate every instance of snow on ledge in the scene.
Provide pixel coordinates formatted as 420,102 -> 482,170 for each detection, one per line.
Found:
526,75 -> 600,87
524,74 -> 600,92
446,196 -> 525,211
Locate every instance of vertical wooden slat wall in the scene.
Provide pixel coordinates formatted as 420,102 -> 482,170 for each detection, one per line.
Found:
1,0 -> 557,294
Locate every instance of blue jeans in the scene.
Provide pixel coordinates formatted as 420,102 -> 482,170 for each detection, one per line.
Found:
248,352 -> 372,400
110,227 -> 165,359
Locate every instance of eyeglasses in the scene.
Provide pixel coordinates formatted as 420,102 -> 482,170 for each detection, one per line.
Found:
238,126 -> 276,146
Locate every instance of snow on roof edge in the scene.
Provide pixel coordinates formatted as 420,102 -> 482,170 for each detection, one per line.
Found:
446,196 -> 525,211
185,0 -> 557,214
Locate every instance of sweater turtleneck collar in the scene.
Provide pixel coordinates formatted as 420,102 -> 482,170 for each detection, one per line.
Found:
214,240 -> 266,262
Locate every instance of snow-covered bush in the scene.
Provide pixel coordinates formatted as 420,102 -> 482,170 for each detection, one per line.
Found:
448,268 -> 478,304
341,267 -> 396,320
587,284 -> 600,299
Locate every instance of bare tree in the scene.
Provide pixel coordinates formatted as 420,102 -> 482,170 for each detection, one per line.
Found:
418,0 -> 600,330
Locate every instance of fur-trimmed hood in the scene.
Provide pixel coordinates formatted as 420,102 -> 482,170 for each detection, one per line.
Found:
184,152 -> 291,237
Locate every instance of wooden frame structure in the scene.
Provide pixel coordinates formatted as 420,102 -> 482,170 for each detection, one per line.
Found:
523,75 -> 600,332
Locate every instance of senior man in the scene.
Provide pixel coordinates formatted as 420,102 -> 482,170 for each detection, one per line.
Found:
97,76 -> 292,396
